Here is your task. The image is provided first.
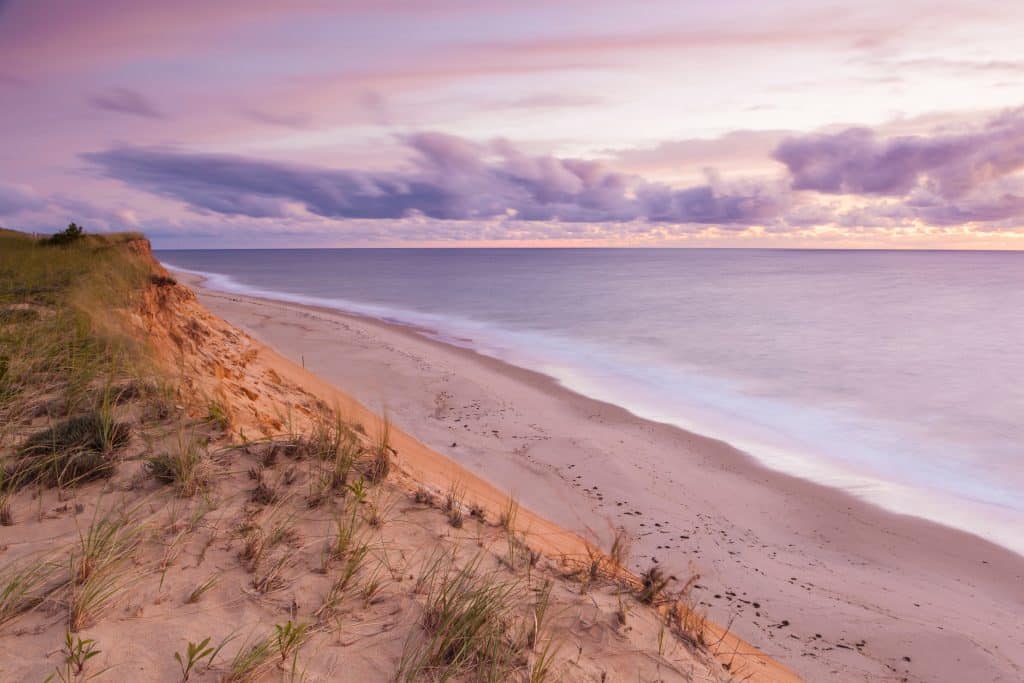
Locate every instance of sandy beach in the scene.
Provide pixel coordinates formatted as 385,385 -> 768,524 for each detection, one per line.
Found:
177,270 -> 1024,682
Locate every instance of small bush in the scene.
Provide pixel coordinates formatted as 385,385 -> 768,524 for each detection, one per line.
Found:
149,274 -> 177,287
43,223 -> 85,247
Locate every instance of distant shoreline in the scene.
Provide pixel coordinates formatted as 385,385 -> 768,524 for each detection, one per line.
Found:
172,265 -> 1024,682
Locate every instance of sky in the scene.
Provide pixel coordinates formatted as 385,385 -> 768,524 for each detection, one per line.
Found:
2,0 -> 1024,249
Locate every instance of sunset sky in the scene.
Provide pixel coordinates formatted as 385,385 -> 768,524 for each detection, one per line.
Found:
2,0 -> 1024,248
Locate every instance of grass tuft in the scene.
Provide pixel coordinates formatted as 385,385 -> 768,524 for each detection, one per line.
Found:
146,429 -> 210,496
399,554 -> 524,681
0,555 -> 63,627
11,412 -> 129,488
223,633 -> 275,683
637,564 -> 671,605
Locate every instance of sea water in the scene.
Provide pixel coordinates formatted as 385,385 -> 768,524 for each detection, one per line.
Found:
158,248 -> 1024,555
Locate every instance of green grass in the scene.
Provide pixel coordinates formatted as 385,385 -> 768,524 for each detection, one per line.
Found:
0,227 -> 193,548
0,229 -> 158,470
223,632 -> 276,683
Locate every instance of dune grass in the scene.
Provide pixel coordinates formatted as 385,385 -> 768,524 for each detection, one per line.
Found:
399,553 -> 528,681
67,503 -> 147,630
0,229 -> 161,501
0,554 -> 64,627
146,428 -> 210,497
0,230 -> 150,421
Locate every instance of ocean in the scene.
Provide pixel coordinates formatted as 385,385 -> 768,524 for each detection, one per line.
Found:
158,248 -> 1024,555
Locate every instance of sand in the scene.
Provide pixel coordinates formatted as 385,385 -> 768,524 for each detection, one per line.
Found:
179,271 -> 1024,683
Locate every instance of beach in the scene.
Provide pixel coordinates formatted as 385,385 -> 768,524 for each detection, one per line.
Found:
178,270 -> 1024,682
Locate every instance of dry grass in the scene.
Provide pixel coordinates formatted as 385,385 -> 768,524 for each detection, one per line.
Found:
665,573 -> 708,649
444,481 -> 466,529
499,495 -> 520,533
68,560 -> 137,632
185,572 -> 220,604
362,414 -> 392,483
637,564 -> 671,605
0,230 -> 152,440
222,632 -> 276,683
71,504 -> 144,585
306,409 -> 359,507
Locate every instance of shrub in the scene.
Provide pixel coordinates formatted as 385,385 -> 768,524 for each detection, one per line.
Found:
149,274 -> 177,287
43,223 -> 85,247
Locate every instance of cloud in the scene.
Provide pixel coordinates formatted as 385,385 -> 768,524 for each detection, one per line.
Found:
0,182 -> 44,215
608,130 -> 792,176
88,87 -> 163,119
490,93 -> 607,110
82,133 -> 789,225
773,107 -> 1024,199
242,108 -> 313,129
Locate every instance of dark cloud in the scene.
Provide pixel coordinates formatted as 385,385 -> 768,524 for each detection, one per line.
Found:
88,87 -> 164,119
79,108 -> 1024,233
773,107 -> 1024,199
82,133 -> 788,225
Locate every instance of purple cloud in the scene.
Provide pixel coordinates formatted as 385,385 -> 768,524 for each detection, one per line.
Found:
773,107 -> 1024,199
88,87 -> 163,119
82,133 -> 788,225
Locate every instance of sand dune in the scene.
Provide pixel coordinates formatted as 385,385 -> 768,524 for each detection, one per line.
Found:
0,238 -> 793,682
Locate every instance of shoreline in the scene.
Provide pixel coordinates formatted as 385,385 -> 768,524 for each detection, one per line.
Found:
174,268 -> 1024,682
160,262 -> 1024,558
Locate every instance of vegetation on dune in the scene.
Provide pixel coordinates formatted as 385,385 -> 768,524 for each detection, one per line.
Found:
0,226 -> 152,450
